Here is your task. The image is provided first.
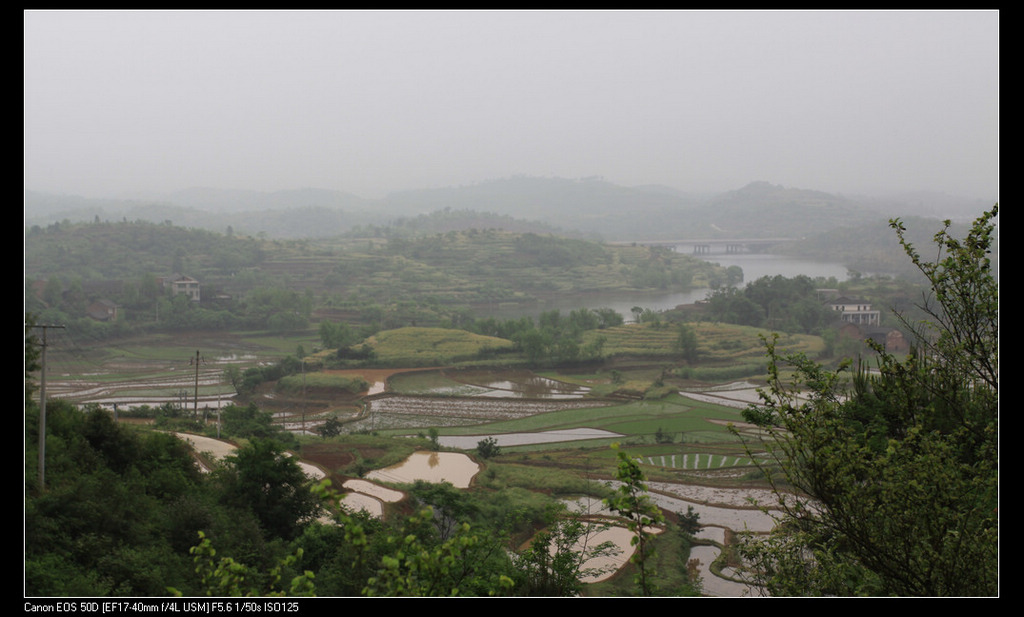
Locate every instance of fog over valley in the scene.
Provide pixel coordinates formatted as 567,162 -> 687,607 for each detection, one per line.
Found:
25,9 -> 998,228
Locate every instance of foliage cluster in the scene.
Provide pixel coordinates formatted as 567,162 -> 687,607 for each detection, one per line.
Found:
26,401 -> 216,595
512,515 -> 618,596
228,355 -> 305,395
318,319 -> 361,349
275,372 -> 369,396
702,274 -> 838,334
735,206 -> 999,596
511,232 -> 612,268
217,403 -> 297,446
24,396 -> 508,596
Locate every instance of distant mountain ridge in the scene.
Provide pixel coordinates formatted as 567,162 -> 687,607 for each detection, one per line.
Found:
25,177 -> 987,241
165,186 -> 375,213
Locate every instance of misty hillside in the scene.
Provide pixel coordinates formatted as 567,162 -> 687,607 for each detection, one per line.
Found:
774,214 -> 998,281
165,186 -> 376,213
24,190 -> 384,240
25,177 -> 987,242
379,176 -> 708,235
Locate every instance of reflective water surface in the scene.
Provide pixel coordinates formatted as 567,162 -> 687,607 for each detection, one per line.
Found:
364,450 -> 480,488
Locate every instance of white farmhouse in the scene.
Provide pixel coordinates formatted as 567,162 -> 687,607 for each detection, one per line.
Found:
824,296 -> 880,326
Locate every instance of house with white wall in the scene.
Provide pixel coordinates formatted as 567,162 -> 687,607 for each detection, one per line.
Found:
824,296 -> 880,326
162,273 -> 201,302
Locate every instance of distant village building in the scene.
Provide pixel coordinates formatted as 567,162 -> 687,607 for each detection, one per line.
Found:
824,296 -> 880,326
162,274 -> 201,302
86,298 -> 119,322
838,322 -> 910,354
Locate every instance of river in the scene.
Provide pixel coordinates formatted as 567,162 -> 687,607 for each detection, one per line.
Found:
478,250 -> 852,321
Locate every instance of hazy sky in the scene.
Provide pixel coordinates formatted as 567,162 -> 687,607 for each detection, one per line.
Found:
24,9 -> 999,201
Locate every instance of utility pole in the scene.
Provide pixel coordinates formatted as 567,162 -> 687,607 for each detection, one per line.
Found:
189,350 -> 204,418
29,323 -> 64,492
301,357 -> 306,435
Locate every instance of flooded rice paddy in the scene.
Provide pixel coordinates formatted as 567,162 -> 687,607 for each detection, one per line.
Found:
339,479 -> 405,517
92,358 -> 772,596
172,434 -> 765,596
676,381 -> 766,409
388,368 -> 592,399
168,423 -> 769,595
563,489 -> 772,595
570,524 -> 662,584
364,450 -> 479,488
438,428 -> 622,449
445,368 -> 592,399
47,354 -> 250,411
354,394 -> 611,432
171,432 -> 238,467
170,431 -> 406,520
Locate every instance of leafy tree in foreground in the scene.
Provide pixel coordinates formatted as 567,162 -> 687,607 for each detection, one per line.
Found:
25,403 -> 204,595
171,531 -> 315,597
215,438 -> 323,541
735,205 -> 998,596
604,443 -> 665,596
361,508 -> 514,597
511,507 -> 619,596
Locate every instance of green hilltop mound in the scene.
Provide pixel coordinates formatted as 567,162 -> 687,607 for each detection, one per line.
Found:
365,326 -> 516,366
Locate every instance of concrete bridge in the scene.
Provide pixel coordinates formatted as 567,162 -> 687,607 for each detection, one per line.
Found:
612,238 -> 799,254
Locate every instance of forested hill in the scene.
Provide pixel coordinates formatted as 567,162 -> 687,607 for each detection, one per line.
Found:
24,221 -> 266,282
26,177 -> 989,242
24,220 -> 731,327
